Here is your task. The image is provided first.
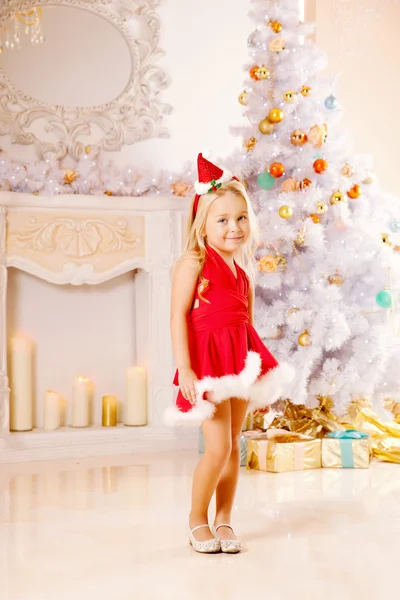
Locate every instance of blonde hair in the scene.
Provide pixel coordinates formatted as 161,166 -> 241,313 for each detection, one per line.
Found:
180,180 -> 259,297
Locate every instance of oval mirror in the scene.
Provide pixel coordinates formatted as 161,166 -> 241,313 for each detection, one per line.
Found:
0,5 -> 133,107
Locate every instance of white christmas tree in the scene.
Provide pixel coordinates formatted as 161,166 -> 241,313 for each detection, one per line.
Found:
227,0 -> 400,414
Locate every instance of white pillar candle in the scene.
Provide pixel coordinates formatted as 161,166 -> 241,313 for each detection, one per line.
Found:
71,376 -> 91,427
125,367 -> 147,426
10,336 -> 34,432
43,390 -> 62,431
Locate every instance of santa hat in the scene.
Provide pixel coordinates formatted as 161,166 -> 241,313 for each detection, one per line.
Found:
194,153 -> 233,195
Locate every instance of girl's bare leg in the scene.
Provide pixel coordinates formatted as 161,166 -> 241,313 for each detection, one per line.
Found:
189,400 -> 231,541
214,397 -> 249,540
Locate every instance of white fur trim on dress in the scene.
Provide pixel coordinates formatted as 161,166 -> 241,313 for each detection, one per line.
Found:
247,362 -> 295,412
194,170 -> 232,195
165,351 -> 261,427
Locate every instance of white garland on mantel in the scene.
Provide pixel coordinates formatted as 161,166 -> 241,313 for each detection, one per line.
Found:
0,148 -> 197,198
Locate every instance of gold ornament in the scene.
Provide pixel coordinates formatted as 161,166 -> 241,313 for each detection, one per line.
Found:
275,254 -> 288,271
269,37 -> 285,52
284,90 -> 296,103
363,174 -> 375,185
288,307 -> 300,316
347,184 -> 362,199
381,233 -> 393,246
330,190 -> 345,205
328,271 -> 345,285
64,169 -> 78,185
257,65 -> 270,80
279,205 -> 293,219
298,330 -> 312,347
281,177 -> 299,192
85,145 -> 91,154
301,86 -> 312,97
316,201 -> 328,214
172,182 -> 190,196
259,118 -> 274,134
291,129 -> 308,146
244,137 -> 257,152
238,91 -> 248,105
308,124 -> 328,147
309,214 -> 321,224
295,228 -> 306,246
270,20 -> 283,33
104,190 -> 113,196
341,163 -> 354,177
268,108 -> 284,123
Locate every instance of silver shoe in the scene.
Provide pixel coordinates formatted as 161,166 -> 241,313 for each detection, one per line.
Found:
189,524 -> 221,554
214,523 -> 243,554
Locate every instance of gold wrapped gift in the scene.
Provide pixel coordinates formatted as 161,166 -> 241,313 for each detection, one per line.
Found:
322,431 -> 370,469
247,430 -> 321,473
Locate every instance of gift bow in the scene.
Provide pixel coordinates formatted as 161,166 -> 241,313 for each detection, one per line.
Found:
327,429 -> 368,440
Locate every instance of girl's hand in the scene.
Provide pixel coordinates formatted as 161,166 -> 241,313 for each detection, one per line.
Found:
179,368 -> 198,405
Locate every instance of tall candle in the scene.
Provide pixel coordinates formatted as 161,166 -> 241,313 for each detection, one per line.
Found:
43,390 -> 62,431
10,336 -> 34,432
125,367 -> 147,426
71,376 -> 91,427
102,395 -> 117,427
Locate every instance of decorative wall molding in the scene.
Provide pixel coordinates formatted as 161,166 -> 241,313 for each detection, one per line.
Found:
0,0 -> 171,159
10,215 -> 142,259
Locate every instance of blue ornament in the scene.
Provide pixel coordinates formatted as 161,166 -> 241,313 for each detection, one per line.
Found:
389,220 -> 400,233
376,290 -> 392,309
324,95 -> 338,110
257,172 -> 276,190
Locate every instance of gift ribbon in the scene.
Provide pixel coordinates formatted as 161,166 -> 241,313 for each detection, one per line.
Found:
326,430 -> 368,468
326,430 -> 368,439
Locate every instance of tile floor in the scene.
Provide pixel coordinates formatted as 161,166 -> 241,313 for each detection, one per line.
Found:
0,450 -> 398,600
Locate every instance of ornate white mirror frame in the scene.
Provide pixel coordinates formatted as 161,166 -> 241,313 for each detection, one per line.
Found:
0,0 -> 171,160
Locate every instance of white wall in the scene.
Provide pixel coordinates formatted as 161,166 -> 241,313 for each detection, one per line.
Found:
0,1 -> 252,172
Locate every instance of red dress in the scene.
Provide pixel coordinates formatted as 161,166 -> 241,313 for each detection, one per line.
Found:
173,245 -> 279,413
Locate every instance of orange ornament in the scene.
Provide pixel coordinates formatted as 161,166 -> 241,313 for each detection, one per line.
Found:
347,184 -> 362,199
250,66 -> 260,80
313,158 -> 328,174
300,178 -> 312,190
309,214 -> 321,224
269,162 -> 285,178
270,20 -> 283,33
291,129 -> 308,146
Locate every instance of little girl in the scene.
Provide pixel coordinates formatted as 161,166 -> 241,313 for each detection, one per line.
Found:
166,154 -> 293,554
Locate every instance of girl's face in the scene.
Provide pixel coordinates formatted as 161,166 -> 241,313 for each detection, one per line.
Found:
204,192 -> 250,256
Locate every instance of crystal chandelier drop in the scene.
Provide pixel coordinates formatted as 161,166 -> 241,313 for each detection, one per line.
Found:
0,6 -> 45,52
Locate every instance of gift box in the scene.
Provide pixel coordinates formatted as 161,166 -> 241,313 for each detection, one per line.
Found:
199,430 -> 251,466
322,430 -> 370,469
247,430 -> 322,473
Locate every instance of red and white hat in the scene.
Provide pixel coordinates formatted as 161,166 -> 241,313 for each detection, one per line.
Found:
194,153 -> 233,195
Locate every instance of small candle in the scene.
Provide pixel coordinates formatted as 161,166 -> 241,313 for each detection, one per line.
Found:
71,376 -> 91,427
43,390 -> 62,431
10,336 -> 34,432
102,395 -> 117,427
125,367 -> 147,426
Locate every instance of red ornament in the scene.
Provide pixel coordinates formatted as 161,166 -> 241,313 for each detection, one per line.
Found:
269,162 -> 285,178
313,158 -> 328,174
347,184 -> 362,199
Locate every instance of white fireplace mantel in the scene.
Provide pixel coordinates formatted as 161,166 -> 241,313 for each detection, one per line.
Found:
0,191 -> 193,462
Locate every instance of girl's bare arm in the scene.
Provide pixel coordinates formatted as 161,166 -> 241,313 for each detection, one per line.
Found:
170,254 -> 200,403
